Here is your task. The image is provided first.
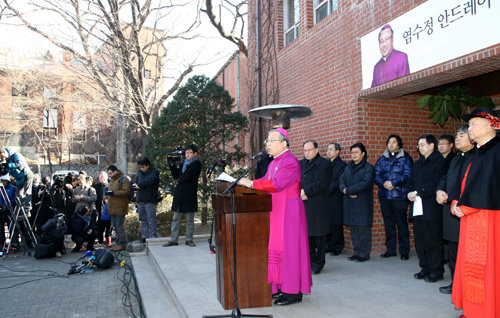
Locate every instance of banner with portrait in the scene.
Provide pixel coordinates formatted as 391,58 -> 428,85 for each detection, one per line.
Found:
360,0 -> 500,90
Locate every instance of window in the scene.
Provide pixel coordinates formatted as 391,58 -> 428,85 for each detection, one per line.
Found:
284,0 -> 300,46
12,84 -> 27,97
43,108 -> 58,129
314,0 -> 338,24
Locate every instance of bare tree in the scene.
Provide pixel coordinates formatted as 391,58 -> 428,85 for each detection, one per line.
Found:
203,0 -> 248,56
0,56 -> 111,166
2,0 -> 202,173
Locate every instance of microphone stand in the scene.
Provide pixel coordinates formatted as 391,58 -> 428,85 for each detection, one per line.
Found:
204,157 -> 272,318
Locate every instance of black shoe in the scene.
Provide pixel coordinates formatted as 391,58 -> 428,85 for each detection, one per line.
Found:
400,254 -> 409,260
330,250 -> 341,256
141,238 -> 146,243
347,255 -> 358,261
185,241 -> 196,247
439,283 -> 453,294
380,252 -> 397,258
272,291 -> 283,300
162,241 -> 178,247
355,256 -> 369,262
424,273 -> 444,283
313,270 -> 321,275
71,246 -> 81,253
414,269 -> 429,280
274,293 -> 302,306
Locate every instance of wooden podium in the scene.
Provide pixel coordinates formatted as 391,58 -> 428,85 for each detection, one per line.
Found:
212,182 -> 272,309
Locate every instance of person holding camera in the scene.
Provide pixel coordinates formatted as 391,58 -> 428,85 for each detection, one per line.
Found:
0,174 -> 16,248
106,165 -> 131,252
70,205 -> 97,253
72,176 -> 97,214
135,157 -> 160,243
163,144 -> 201,247
0,148 -> 34,213
38,213 -> 67,258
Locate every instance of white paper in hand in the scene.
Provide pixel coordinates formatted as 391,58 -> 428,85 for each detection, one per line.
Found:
216,172 -> 236,183
412,196 -> 423,217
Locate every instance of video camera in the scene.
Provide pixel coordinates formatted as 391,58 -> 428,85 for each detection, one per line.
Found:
167,145 -> 185,163
0,159 -> 8,176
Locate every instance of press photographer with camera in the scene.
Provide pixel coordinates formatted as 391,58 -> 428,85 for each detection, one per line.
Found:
163,144 -> 201,248
0,174 -> 16,248
72,175 -> 97,214
0,147 -> 34,213
70,205 -> 97,253
36,213 -> 67,258
105,165 -> 131,252
135,157 -> 160,243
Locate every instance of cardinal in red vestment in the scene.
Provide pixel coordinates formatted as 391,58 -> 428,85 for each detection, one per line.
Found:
451,108 -> 500,318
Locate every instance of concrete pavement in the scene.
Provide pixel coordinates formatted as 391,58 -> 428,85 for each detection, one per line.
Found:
0,242 -> 140,318
132,236 -> 463,318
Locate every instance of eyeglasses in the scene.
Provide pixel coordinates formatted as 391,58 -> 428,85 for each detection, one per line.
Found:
264,139 -> 280,144
379,36 -> 392,44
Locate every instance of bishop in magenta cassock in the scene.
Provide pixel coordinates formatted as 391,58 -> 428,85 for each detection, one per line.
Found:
239,128 -> 312,306
451,108 -> 500,318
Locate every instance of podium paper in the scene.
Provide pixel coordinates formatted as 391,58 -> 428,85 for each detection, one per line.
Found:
412,196 -> 423,217
217,172 -> 236,183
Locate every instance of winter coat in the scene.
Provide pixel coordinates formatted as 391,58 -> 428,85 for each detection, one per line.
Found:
339,157 -> 375,227
72,186 -> 97,212
135,166 -> 160,204
106,170 -> 131,216
407,150 -> 447,222
70,212 -> 96,238
300,155 -> 332,236
328,157 -> 347,225
374,149 -> 413,200
436,148 -> 476,242
170,159 -> 201,213
4,148 -> 33,187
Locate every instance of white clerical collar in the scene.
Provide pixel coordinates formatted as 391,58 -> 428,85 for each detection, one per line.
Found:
275,149 -> 289,159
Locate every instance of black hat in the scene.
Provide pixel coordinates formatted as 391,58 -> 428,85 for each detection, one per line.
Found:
462,107 -> 498,122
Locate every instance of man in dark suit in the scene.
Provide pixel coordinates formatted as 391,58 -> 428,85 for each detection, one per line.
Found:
300,140 -> 332,274
163,144 -> 201,247
435,125 -> 475,294
325,142 -> 346,256
407,135 -> 447,283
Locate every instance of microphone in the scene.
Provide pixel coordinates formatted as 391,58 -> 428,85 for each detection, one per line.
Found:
251,151 -> 266,160
216,160 -> 226,176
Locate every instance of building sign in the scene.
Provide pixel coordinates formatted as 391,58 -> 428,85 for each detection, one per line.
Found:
360,0 -> 500,90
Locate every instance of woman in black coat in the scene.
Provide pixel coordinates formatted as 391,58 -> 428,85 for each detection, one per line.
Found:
407,135 -> 447,283
339,143 -> 375,262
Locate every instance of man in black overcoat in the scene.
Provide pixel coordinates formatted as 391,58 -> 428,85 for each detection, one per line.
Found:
300,140 -> 332,274
407,135 -> 448,283
436,125 -> 476,294
163,144 -> 201,247
325,142 -> 346,256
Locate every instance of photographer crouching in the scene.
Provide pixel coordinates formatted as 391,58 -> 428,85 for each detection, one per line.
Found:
35,213 -> 67,258
70,206 -> 97,253
163,145 -> 201,248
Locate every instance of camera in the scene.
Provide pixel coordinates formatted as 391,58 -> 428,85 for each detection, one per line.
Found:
0,159 -> 7,176
167,145 -> 185,163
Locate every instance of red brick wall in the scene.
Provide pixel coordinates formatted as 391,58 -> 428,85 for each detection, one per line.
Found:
248,0 -> 498,254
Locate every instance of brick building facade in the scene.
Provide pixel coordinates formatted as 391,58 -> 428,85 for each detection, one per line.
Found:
247,0 -> 500,253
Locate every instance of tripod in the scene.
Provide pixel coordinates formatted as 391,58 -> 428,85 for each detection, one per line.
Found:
0,185 -> 37,256
203,159 -> 272,318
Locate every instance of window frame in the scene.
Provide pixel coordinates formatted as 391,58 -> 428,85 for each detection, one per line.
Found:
313,0 -> 338,24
